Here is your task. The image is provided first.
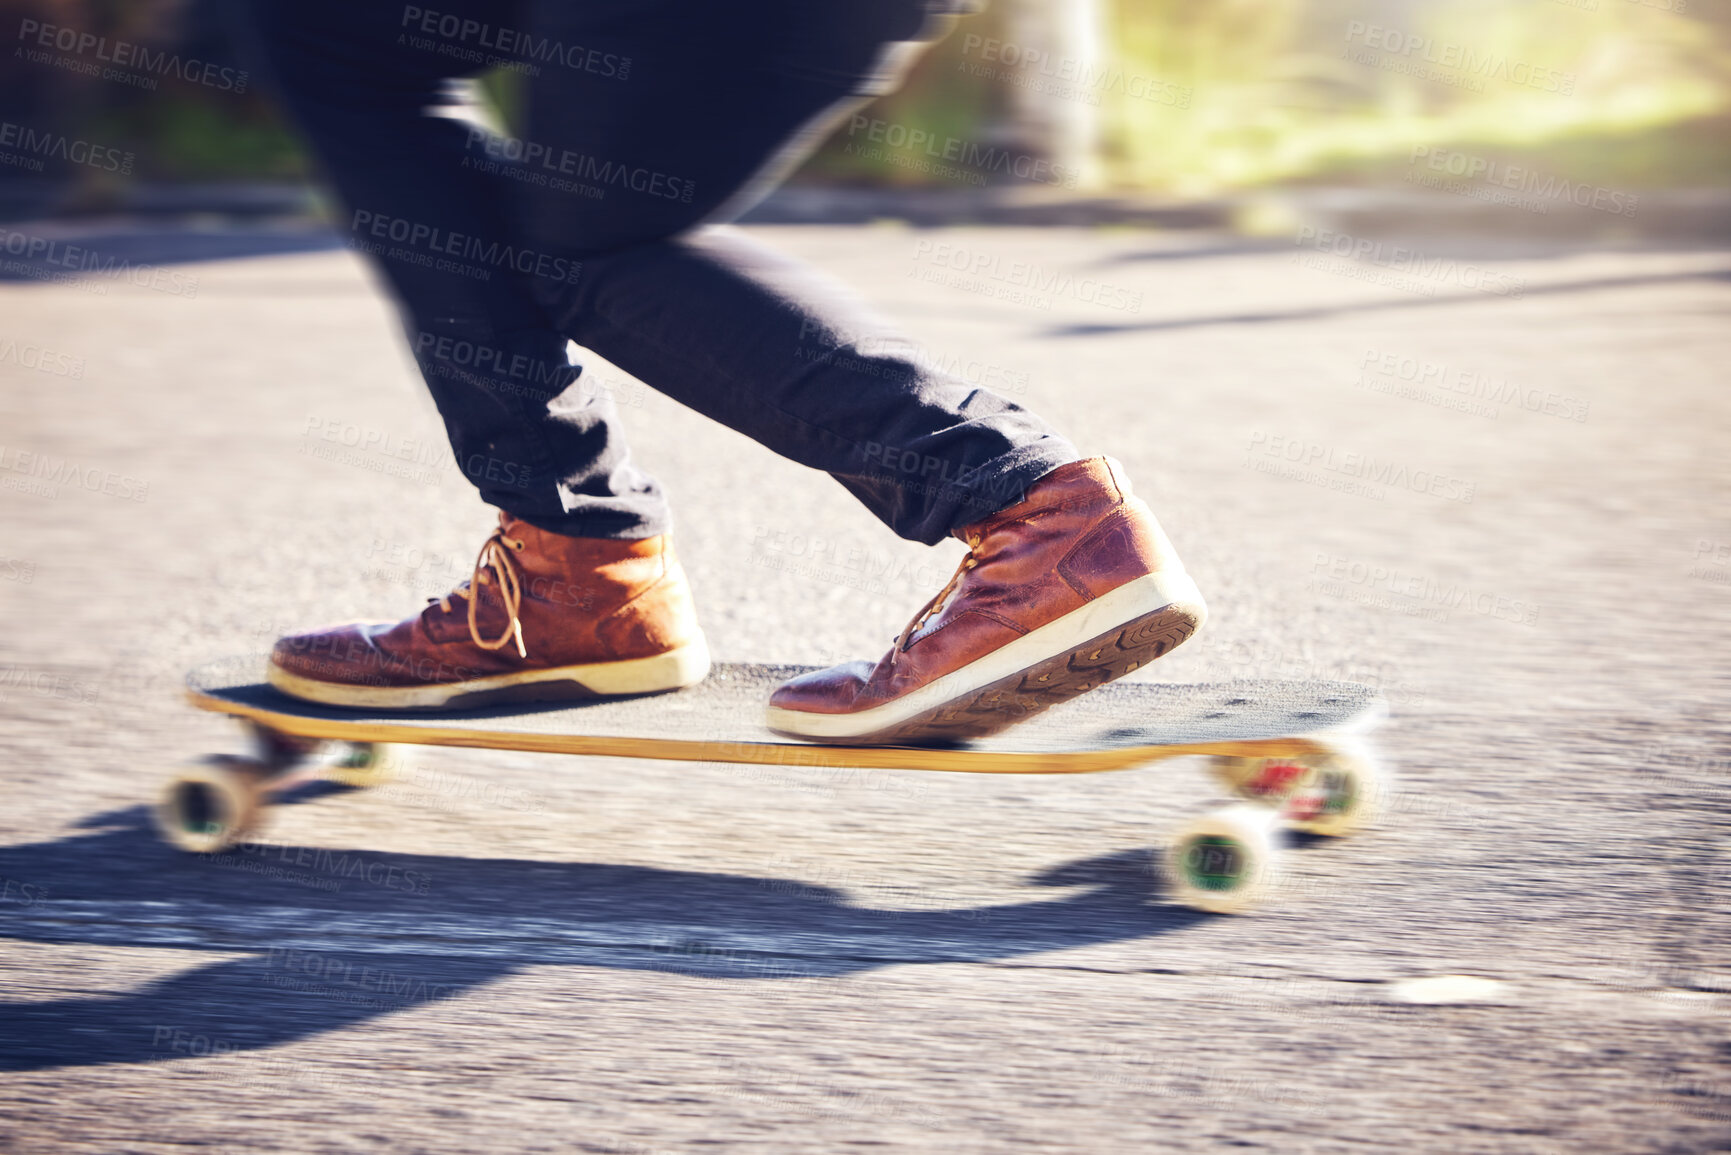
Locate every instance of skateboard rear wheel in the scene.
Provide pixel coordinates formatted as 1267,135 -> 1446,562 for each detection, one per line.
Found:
155,756 -> 267,853
326,742 -> 399,788
1165,804 -> 1283,914
1209,743 -> 1381,837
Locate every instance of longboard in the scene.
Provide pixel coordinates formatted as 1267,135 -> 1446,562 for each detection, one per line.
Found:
162,657 -> 1389,913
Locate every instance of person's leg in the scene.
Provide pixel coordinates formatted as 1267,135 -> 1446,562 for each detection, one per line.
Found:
247,0 -> 1202,723
241,0 -> 710,706
500,0 -> 1082,543
237,0 -> 665,539
243,0 -> 1075,546
494,0 -> 1204,740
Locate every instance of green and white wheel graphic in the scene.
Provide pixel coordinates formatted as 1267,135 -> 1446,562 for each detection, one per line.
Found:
1164,804 -> 1284,914
155,755 -> 268,854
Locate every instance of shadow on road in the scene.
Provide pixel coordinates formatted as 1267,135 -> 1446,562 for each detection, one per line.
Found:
1042,266 -> 1731,337
0,802 -> 1202,1073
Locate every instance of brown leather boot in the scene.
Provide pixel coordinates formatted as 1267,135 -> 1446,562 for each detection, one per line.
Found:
269,513 -> 709,709
766,457 -> 1204,744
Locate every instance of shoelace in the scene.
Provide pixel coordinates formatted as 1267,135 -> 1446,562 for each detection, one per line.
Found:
432,528 -> 529,658
894,534 -> 982,654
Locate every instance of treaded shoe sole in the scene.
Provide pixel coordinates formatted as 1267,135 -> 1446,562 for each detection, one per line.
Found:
765,572 -> 1205,745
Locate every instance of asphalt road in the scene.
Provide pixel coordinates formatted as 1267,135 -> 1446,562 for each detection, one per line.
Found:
1,220 -> 1728,1153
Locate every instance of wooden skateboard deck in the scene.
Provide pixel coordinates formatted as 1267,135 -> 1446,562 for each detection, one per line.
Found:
167,657 -> 1389,913
185,656 -> 1385,774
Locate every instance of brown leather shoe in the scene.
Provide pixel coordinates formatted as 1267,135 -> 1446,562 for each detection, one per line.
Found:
269,514 -> 709,709
766,457 -> 1204,744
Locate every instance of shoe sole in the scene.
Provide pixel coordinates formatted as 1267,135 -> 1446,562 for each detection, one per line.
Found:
765,571 -> 1205,745
267,638 -> 712,711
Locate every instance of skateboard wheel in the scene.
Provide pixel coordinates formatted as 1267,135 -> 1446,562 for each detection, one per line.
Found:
155,756 -> 267,853
1165,804 -> 1283,914
1209,743 -> 1381,837
325,742 -> 399,788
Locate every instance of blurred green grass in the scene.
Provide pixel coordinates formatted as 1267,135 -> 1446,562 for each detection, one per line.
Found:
1102,0 -> 1730,193
805,0 -> 1731,194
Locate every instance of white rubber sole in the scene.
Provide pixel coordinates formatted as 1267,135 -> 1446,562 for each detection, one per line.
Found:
765,569 -> 1206,742
267,637 -> 712,710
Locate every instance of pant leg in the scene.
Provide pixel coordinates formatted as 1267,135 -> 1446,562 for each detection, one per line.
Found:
508,0 -> 1078,543
236,0 -> 668,538
243,0 -> 1079,545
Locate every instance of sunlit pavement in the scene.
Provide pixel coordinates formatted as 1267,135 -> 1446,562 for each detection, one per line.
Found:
1,223 -> 1727,1151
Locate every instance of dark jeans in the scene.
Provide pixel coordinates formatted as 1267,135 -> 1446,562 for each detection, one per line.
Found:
238,0 -> 1078,544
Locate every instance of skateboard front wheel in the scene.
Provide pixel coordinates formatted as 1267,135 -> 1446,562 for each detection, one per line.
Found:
155,756 -> 268,853
1165,804 -> 1283,914
325,742 -> 400,789
1209,743 -> 1381,837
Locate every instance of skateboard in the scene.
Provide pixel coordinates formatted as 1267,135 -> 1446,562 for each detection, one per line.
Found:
160,656 -> 1389,914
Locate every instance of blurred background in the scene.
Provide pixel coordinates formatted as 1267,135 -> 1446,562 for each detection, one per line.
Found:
3,0 -> 1727,235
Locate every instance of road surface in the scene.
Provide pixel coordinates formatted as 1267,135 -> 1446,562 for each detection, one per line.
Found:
1,220 -> 1727,1152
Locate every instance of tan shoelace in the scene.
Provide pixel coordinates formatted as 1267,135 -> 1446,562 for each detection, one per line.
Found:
894,534 -> 982,654
433,528 -> 529,658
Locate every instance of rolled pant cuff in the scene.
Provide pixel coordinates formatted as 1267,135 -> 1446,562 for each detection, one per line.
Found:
508,509 -> 672,543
